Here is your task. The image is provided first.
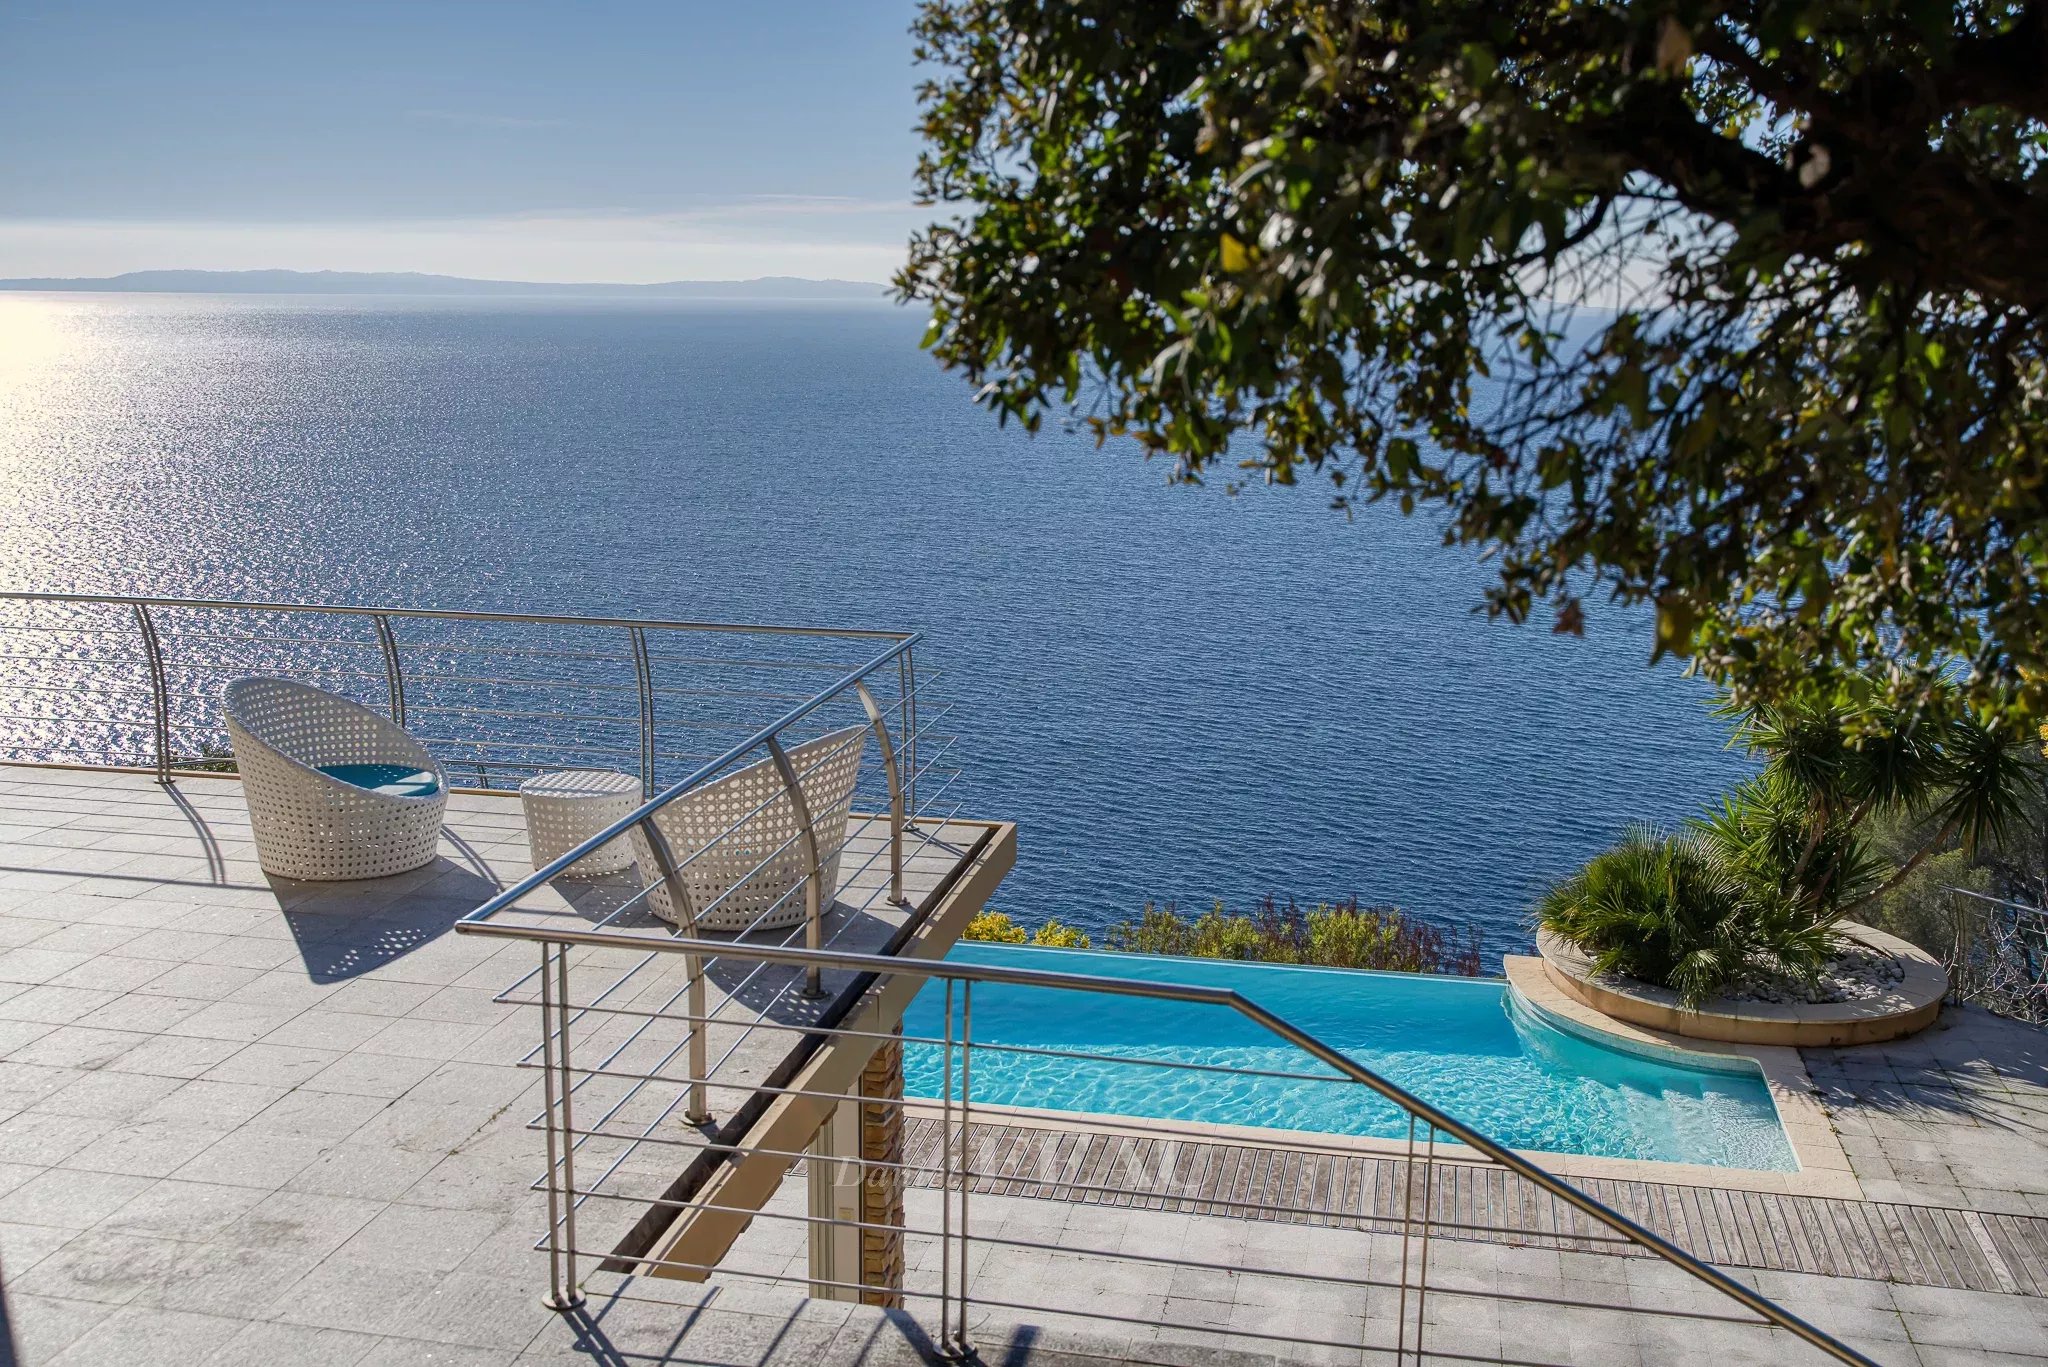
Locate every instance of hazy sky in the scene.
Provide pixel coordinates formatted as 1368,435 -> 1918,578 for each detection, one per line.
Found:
0,1 -> 934,281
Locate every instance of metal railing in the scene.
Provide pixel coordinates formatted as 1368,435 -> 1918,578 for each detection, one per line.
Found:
0,590 -> 937,805
1942,887 -> 2048,1025
460,911 -> 1878,1360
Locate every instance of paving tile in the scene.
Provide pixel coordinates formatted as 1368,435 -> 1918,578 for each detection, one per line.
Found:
355,1339 -> 516,1367
268,1254 -> 439,1338
102,1029 -> 245,1079
357,1015 -> 492,1060
23,923 -> 145,956
404,1271 -> 567,1351
199,1040 -> 345,1088
71,991 -> 211,1034
131,961 -> 264,1002
0,985 -> 121,1026
10,1226 -> 188,1305
208,1319 -> 383,1367
46,954 -> 176,994
187,933 -> 301,970
0,1107 -> 105,1165
224,969 -> 347,1009
260,1010 -> 397,1053
133,1077 -> 289,1130
0,1059 -> 84,1110
169,1128 -> 331,1190
0,1012 -> 60,1056
93,1177 -> 269,1243
43,1303 -> 243,1366
320,977 -> 442,1018
6,1293 -> 118,1363
0,916 -> 55,948
156,997 -> 304,1043
243,1086 -> 387,1142
7,1024 -> 147,1071
34,1068 -> 188,1121
412,986 -> 514,1026
282,1140 -> 446,1203
336,1203 -> 505,1275
0,947 -> 99,986
224,1189 -> 387,1260
144,1238 -> 323,1315
0,1218 -> 81,1275
0,1167 -> 156,1229
300,1049 -> 443,1098
64,1121 -> 224,1178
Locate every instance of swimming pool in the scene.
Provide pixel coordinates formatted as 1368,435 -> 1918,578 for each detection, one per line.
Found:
901,944 -> 1796,1171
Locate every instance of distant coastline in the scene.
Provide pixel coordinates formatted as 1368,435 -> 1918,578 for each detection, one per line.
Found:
0,268 -> 890,299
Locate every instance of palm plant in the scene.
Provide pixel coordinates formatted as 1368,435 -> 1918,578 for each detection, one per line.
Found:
1726,685 -> 2041,915
1540,677 -> 2042,1006
1534,826 -> 1789,1007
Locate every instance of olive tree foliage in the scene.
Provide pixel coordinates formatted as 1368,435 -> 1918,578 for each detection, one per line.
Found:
896,0 -> 2048,728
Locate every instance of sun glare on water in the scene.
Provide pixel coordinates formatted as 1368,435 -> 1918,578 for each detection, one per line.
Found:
0,295 -> 115,576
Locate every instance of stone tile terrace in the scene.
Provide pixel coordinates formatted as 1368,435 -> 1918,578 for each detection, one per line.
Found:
0,764 -> 2045,1365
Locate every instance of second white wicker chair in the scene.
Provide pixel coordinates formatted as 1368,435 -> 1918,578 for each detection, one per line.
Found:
630,724 -> 868,933
224,676 -> 448,881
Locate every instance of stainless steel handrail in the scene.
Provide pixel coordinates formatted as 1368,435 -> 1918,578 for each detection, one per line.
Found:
0,590 -> 912,639
0,591 -> 930,797
461,635 -> 917,923
455,921 -> 1877,1366
1945,886 -> 2048,917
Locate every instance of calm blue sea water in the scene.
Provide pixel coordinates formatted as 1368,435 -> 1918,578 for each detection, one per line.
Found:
0,292 -> 1750,951
902,944 -> 1794,1169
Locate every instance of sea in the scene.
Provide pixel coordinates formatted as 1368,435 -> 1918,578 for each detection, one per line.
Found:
0,291 -> 1752,956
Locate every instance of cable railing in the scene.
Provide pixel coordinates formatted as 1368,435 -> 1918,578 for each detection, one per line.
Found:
1942,886 -> 2048,1025
0,591 -> 939,808
0,588 -> 1884,1360
462,853 -> 1877,1363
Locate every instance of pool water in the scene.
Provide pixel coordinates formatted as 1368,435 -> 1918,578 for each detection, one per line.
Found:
901,945 -> 1796,1171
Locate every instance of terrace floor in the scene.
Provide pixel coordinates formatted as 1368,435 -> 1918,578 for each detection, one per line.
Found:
0,764 -> 2044,1365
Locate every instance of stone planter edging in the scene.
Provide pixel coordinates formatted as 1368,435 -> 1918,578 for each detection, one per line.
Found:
1535,921 -> 1946,1048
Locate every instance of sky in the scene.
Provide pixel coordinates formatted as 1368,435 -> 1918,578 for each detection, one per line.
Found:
0,0 -> 935,282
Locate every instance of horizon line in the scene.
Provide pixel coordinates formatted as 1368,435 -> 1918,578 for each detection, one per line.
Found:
0,266 -> 894,287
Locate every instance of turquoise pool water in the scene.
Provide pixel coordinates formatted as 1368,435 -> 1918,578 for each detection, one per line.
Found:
901,945 -> 1796,1171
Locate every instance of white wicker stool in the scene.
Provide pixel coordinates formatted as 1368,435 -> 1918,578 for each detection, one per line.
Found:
519,769 -> 642,878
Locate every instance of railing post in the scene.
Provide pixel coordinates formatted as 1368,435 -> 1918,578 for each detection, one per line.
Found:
939,979 -> 954,1349
899,644 -> 919,818
634,815 -> 710,1124
765,734 -> 827,999
536,939 -> 585,1311
370,613 -> 406,726
954,980 -> 974,1357
130,604 -> 171,783
628,626 -> 656,799
853,682 -> 905,904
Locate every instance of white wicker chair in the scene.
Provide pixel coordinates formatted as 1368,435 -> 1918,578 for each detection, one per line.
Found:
630,725 -> 868,933
224,676 -> 448,881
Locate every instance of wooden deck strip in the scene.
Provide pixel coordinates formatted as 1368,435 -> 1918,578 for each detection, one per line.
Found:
900,1115 -> 2048,1297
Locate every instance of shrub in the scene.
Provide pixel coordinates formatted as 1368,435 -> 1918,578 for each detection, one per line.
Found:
1107,896 -> 1484,976
967,899 -> 1483,974
1029,918 -> 1091,949
963,910 -> 1027,944
1535,825 -> 1834,1008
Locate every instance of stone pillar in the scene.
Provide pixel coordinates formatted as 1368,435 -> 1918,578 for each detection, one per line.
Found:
856,1026 -> 905,1307
806,1024 -> 906,1305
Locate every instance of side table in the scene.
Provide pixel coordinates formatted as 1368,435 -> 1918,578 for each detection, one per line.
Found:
519,768 -> 642,878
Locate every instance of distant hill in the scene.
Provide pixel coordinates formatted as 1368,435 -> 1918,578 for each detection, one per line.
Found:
0,269 -> 890,299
